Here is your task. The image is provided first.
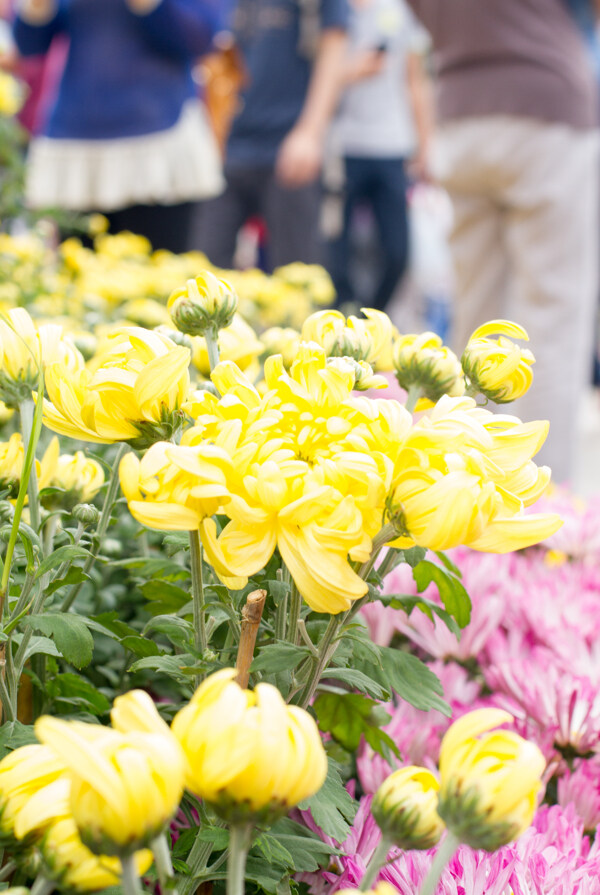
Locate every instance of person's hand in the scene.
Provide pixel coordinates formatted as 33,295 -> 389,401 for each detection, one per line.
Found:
407,145 -> 432,183
275,125 -> 323,189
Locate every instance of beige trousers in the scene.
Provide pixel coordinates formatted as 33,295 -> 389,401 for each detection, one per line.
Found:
434,116 -> 599,482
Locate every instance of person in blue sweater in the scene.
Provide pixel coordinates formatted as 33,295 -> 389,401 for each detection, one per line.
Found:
13,0 -> 232,252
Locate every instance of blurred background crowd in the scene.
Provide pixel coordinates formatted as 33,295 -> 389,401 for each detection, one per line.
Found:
1,0 -> 600,486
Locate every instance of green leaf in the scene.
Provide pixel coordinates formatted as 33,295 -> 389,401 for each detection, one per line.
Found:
298,758 -> 357,843
384,594 -> 460,637
314,692 -> 393,754
196,827 -> 229,849
115,557 -> 189,581
45,566 -> 90,597
35,545 -> 90,579
256,818 -> 337,872
47,673 -> 110,715
0,721 -> 36,758
14,633 -> 61,661
254,832 -> 294,868
321,667 -> 389,700
400,546 -> 427,567
128,654 -> 196,685
140,580 -> 191,615
24,612 -> 94,669
120,635 -> 160,658
433,550 -> 462,577
251,643 -> 311,674
378,647 -> 451,716
412,559 -> 471,628
144,615 -> 193,650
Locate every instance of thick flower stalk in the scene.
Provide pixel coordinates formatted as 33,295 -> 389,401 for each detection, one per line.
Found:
437,708 -> 546,851
172,668 -> 327,824
35,715 -> 185,857
462,320 -> 535,403
42,327 -> 191,446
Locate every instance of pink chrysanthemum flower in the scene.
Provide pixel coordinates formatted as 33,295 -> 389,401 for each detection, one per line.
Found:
558,757 -> 600,832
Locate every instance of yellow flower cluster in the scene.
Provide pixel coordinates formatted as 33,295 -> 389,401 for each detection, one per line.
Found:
0,671 -> 325,890
0,433 -> 103,504
0,231 -> 332,333
119,328 -> 560,613
370,709 -> 545,858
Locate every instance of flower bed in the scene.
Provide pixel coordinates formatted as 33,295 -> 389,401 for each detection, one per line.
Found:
0,229 -> 585,895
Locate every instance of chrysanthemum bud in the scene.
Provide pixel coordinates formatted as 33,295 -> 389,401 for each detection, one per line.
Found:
326,356 -> 388,391
372,766 -> 444,850
437,709 -> 545,851
393,332 -> 464,403
72,504 -> 101,527
172,668 -> 327,825
462,320 -> 535,403
168,271 -> 238,337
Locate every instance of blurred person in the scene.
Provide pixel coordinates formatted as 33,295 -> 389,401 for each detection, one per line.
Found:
195,0 -> 348,270
12,0 -> 230,252
330,0 -> 432,313
408,0 -> 600,482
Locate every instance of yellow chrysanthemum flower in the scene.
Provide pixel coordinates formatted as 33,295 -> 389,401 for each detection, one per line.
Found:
462,320 -> 535,403
172,668 -> 327,823
42,327 -> 190,447
35,716 -> 185,857
438,709 -> 545,850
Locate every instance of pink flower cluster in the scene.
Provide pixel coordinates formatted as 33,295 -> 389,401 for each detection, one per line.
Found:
303,487 -> 600,893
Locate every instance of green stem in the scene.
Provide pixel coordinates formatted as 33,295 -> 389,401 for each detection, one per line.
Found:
120,854 -> 143,895
287,579 -> 302,645
405,384 -> 423,414
419,832 -> 460,895
151,833 -> 178,895
205,326 -> 220,374
189,529 -> 207,661
0,394 -> 43,604
297,614 -> 340,709
226,823 -> 253,895
61,443 -> 129,612
376,547 -> 401,584
30,875 -> 55,895
358,523 -> 397,580
179,832 -> 217,895
0,859 -> 16,881
19,398 -> 40,533
360,837 -> 390,891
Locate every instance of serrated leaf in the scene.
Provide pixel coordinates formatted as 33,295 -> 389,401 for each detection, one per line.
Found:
251,643 -> 311,674
47,673 -> 110,715
144,615 -> 193,649
0,721 -> 36,757
412,559 -> 471,628
45,566 -> 90,597
385,594 -> 460,637
35,545 -> 90,578
14,634 -> 61,661
320,667 -> 389,699
254,832 -> 294,868
120,635 -> 160,658
24,614 -> 93,668
298,759 -> 357,842
400,546 -> 427,567
378,647 -> 451,715
128,654 -> 196,684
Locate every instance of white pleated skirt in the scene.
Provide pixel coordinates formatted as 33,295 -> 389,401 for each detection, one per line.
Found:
25,100 -> 224,212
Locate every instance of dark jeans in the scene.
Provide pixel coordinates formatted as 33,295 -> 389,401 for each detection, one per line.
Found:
331,156 -> 409,312
193,164 -> 323,271
103,201 -> 196,254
